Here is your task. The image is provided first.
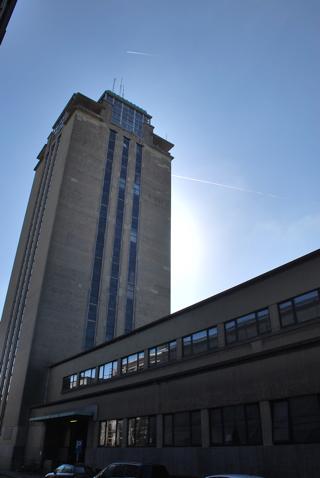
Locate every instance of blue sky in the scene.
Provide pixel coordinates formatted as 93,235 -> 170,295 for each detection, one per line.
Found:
0,0 -> 320,314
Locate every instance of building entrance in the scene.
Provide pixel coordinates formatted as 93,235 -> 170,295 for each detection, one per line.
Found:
43,416 -> 89,467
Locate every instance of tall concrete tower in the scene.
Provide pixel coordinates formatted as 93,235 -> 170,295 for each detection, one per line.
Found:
0,91 -> 173,467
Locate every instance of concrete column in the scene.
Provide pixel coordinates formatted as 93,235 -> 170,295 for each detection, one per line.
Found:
122,418 -> 128,447
201,409 -> 210,447
176,338 -> 183,359
24,421 -> 46,466
269,303 -> 281,332
260,400 -> 273,446
217,323 -> 225,348
143,349 -> 149,370
156,414 -> 163,448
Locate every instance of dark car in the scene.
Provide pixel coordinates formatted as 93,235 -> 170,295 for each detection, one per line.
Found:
45,464 -> 94,478
94,462 -> 169,478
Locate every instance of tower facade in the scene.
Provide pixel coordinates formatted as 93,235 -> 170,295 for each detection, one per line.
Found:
0,91 -> 173,467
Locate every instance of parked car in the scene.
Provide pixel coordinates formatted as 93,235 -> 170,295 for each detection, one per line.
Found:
45,464 -> 94,478
205,475 -> 264,478
94,462 -> 169,478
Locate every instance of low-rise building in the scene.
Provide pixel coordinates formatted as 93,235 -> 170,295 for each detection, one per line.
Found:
27,249 -> 320,478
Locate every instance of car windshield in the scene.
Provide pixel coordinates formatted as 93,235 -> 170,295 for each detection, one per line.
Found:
56,465 -> 74,473
103,465 -> 141,478
74,467 -> 85,474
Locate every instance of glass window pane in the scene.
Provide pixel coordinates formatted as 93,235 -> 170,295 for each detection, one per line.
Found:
257,308 -> 271,334
210,408 -> 223,444
116,419 -> 123,447
99,362 -> 112,380
169,340 -> 177,360
225,320 -> 237,344
192,330 -> 208,354
279,301 -> 295,327
106,419 -> 117,447
294,290 -> 320,323
99,421 -> 106,446
246,404 -> 262,445
163,414 -> 173,446
208,327 -> 218,349
157,343 -> 169,364
121,357 -> 127,374
237,313 -> 257,341
149,348 -> 156,366
174,412 -> 190,446
112,360 -> 118,376
235,405 -> 247,444
135,416 -> 148,446
138,352 -> 144,370
148,416 -> 157,446
290,395 -> 320,443
191,411 -> 201,446
223,406 -> 246,445
127,354 -> 138,373
128,418 -> 135,446
273,401 -> 290,443
183,336 -> 192,356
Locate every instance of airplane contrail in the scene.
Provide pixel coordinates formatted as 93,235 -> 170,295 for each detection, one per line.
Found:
172,174 -> 279,199
126,50 -> 154,56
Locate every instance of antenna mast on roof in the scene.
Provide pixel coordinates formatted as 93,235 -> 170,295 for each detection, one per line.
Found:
112,78 -> 116,92
119,78 -> 123,96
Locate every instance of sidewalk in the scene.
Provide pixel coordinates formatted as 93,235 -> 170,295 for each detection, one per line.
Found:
0,470 -> 42,478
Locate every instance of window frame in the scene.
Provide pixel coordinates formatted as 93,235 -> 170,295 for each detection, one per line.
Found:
182,326 -> 218,357
209,402 -> 262,446
272,394 -> 320,444
148,340 -> 177,367
224,308 -> 271,345
62,373 -> 78,392
79,367 -> 96,387
278,289 -> 320,328
127,415 -> 157,447
121,351 -> 145,375
163,410 -> 202,447
98,360 -> 118,382
99,418 -> 124,447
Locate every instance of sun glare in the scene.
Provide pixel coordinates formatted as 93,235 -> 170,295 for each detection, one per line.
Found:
171,197 -> 205,312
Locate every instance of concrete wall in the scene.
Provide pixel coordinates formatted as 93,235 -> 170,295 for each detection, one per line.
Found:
29,250 -> 320,478
0,93 -> 172,469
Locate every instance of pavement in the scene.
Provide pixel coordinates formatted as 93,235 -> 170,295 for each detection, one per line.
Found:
0,471 -> 42,478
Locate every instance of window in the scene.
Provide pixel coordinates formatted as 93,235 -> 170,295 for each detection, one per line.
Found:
182,327 -> 218,357
98,360 -> 118,381
85,130 -> 117,349
79,367 -> 96,386
279,289 -> 320,328
107,93 -> 150,138
99,419 -> 123,447
121,352 -> 144,374
210,403 -> 262,445
148,340 -> 177,367
272,395 -> 320,444
62,373 -> 78,391
163,410 -> 201,447
106,137 -> 130,341
225,308 -> 271,345
124,144 -> 143,334
128,416 -> 156,447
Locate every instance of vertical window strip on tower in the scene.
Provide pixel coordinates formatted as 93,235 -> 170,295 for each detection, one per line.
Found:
84,130 -> 117,350
0,135 -> 61,429
124,143 -> 142,334
106,137 -> 130,341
